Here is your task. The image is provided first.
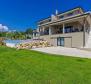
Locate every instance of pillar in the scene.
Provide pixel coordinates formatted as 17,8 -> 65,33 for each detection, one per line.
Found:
63,23 -> 65,34
49,27 -> 52,35
83,21 -> 86,47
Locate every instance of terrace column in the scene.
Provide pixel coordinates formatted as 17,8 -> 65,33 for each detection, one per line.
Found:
33,32 -> 35,38
49,27 -> 52,35
39,27 -> 42,36
38,27 -> 40,37
42,26 -> 45,35
43,26 -> 45,32
63,23 -> 65,34
83,19 -> 86,47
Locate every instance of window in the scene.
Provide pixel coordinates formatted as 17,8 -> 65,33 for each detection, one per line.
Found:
65,26 -> 73,33
67,12 -> 73,16
59,15 -> 64,19
75,10 -> 81,14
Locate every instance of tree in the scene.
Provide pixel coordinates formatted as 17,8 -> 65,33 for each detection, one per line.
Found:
25,28 -> 33,39
0,32 -> 7,37
25,28 -> 33,35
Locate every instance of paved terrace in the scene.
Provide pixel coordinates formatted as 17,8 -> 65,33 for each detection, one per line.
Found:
32,47 -> 91,58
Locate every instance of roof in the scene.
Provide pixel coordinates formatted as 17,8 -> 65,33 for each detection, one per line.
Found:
38,7 -> 84,23
38,12 -> 90,27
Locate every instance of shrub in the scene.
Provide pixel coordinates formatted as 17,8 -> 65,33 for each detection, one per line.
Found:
0,37 -> 6,46
0,41 -> 6,46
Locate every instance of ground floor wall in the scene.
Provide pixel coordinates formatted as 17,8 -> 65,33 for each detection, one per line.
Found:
39,32 -> 88,48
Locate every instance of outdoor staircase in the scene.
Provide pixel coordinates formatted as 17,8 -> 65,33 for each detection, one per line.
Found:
85,31 -> 91,48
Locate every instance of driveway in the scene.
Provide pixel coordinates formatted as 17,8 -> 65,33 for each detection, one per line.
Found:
32,47 -> 91,58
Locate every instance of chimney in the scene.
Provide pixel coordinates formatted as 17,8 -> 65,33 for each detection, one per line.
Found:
51,10 -> 58,22
55,10 -> 58,15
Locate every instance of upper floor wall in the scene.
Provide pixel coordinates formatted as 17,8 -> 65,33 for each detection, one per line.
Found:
38,7 -> 84,26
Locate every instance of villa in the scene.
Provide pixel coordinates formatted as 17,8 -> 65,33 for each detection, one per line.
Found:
33,7 -> 91,48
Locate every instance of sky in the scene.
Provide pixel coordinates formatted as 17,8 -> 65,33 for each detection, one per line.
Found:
0,0 -> 91,31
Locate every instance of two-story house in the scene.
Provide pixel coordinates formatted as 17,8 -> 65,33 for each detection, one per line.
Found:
34,7 -> 91,48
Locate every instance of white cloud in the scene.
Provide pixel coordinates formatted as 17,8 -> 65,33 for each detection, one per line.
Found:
0,24 -> 9,31
3,26 -> 8,31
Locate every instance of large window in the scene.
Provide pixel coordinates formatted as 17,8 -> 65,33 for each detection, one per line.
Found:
65,26 -> 73,33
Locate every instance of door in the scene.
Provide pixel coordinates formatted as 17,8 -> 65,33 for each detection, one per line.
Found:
57,37 -> 64,46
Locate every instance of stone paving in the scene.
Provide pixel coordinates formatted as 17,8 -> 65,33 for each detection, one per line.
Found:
32,47 -> 91,58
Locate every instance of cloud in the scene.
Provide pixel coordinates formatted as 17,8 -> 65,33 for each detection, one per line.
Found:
3,26 -> 8,31
0,24 -> 9,31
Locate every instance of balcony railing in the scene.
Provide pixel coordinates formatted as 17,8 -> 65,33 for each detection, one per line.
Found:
40,32 -> 49,36
40,27 -> 84,36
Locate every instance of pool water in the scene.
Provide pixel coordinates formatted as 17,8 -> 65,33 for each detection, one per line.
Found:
4,40 -> 22,44
4,40 -> 22,47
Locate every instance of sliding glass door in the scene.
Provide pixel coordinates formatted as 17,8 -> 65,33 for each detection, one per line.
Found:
57,37 -> 64,46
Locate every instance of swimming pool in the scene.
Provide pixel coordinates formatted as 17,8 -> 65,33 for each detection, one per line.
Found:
4,40 -> 22,47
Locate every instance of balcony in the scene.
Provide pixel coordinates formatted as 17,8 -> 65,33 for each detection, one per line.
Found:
40,27 -> 84,36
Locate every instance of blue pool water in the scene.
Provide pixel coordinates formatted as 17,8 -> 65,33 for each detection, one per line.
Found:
4,40 -> 23,47
4,40 -> 22,45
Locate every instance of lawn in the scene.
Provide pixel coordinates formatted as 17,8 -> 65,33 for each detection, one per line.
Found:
0,46 -> 91,84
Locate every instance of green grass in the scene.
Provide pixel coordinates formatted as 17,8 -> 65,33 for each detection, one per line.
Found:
0,46 -> 91,84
